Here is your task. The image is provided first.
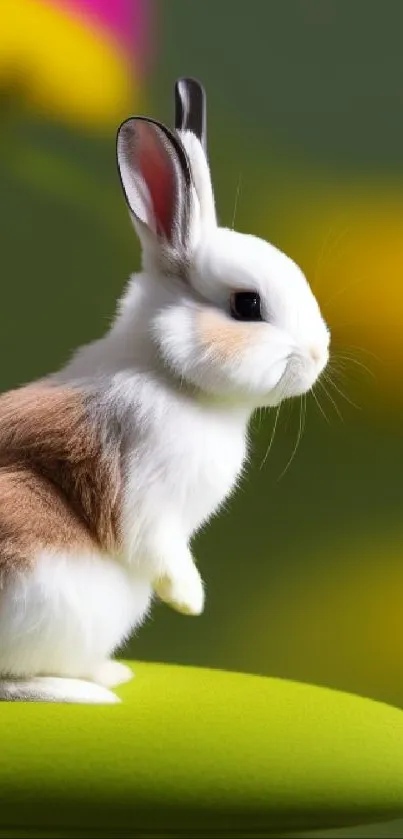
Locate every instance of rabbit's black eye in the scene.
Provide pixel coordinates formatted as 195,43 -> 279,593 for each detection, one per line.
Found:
230,291 -> 263,322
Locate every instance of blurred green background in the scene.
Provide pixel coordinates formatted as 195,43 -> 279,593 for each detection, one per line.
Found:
1,0 -> 403,835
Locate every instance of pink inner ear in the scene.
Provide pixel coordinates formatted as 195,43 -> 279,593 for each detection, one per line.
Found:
137,123 -> 175,239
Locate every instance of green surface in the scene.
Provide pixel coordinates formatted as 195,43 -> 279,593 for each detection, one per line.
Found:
1,661 -> 403,837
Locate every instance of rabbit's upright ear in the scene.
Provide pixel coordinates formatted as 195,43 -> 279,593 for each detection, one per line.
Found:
116,116 -> 192,257
174,77 -> 217,230
175,77 -> 207,151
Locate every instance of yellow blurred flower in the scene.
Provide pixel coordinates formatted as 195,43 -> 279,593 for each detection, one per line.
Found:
261,176 -> 403,408
0,0 -> 150,131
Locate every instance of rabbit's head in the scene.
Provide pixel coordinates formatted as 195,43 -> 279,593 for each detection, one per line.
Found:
116,78 -> 329,408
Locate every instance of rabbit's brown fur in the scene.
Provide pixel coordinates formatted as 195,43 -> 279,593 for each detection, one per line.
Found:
0,383 -> 122,575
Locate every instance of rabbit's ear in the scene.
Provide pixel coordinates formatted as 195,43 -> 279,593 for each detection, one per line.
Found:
174,77 -> 217,230
175,77 -> 207,151
116,116 -> 192,254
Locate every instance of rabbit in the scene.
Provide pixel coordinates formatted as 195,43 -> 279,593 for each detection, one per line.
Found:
0,77 -> 330,703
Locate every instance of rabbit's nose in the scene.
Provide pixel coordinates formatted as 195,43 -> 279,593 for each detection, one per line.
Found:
309,346 -> 322,364
309,343 -> 329,373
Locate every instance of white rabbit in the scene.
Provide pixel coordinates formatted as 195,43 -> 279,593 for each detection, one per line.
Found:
0,78 -> 329,703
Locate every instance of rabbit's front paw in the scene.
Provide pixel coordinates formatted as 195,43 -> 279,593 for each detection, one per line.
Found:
155,564 -> 204,616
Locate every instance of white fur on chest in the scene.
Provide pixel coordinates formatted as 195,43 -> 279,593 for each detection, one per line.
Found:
57,341 -> 249,557
122,391 -> 248,552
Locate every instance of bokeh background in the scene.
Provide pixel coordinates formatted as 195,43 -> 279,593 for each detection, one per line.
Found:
1,0 -> 403,835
